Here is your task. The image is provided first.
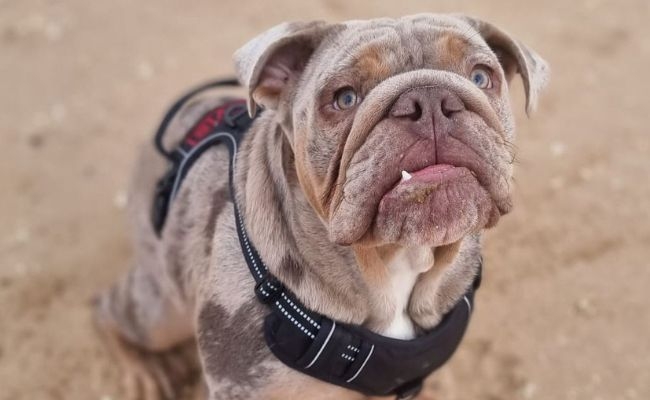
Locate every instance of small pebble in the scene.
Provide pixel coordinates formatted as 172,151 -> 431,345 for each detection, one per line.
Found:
44,21 -> 63,41
113,190 -> 128,209
575,298 -> 597,317
550,141 -> 567,157
50,103 -> 67,122
136,61 -> 154,80
521,381 -> 537,399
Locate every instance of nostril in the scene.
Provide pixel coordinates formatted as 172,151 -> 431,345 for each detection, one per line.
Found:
410,101 -> 423,121
390,98 -> 423,121
441,95 -> 465,118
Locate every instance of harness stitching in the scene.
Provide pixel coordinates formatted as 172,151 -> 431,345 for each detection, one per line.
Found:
274,301 -> 316,339
305,321 -> 337,369
281,292 -> 321,329
346,344 -> 375,383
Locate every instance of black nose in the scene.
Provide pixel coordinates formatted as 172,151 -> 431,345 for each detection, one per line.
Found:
389,87 -> 465,138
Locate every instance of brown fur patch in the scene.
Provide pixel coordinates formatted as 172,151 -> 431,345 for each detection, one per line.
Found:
252,85 -> 282,108
436,33 -> 470,69
351,245 -> 390,287
354,45 -> 391,84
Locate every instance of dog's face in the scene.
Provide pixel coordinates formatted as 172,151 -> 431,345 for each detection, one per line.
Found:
235,14 -> 548,248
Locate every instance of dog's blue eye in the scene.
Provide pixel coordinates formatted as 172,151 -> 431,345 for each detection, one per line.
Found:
469,67 -> 492,89
334,87 -> 358,110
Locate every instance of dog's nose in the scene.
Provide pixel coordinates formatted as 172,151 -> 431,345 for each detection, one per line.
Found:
389,87 -> 465,138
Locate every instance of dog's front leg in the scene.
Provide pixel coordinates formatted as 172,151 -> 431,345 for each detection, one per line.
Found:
94,264 -> 199,400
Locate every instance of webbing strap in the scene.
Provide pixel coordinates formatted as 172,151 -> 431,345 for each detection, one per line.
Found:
153,78 -> 240,162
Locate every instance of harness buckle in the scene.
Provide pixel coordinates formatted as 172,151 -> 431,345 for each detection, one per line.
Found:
255,275 -> 282,304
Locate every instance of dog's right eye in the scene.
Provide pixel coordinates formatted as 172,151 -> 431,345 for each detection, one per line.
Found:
333,87 -> 359,110
469,67 -> 493,89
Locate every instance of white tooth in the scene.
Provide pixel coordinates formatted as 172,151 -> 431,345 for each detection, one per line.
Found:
401,170 -> 412,181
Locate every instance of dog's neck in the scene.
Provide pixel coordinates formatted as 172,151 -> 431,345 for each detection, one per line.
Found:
236,113 -> 481,338
352,245 -> 435,338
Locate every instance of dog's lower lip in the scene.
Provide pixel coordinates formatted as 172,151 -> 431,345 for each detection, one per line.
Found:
393,164 -> 465,189
380,164 -> 471,203
409,164 -> 456,178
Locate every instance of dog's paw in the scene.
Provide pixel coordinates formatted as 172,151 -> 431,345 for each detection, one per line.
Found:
123,342 -> 199,400
93,305 -> 199,400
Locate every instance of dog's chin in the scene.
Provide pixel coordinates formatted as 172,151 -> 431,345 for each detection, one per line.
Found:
350,165 -> 502,247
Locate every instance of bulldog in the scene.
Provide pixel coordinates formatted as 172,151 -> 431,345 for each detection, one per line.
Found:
94,13 -> 548,400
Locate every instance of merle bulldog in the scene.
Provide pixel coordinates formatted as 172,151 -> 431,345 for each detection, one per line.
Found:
94,13 -> 549,400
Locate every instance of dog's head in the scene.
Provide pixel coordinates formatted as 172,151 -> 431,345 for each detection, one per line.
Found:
234,14 -> 548,248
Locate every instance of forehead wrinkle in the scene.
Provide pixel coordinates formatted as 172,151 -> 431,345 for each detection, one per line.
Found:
304,18 -> 495,98
421,28 -> 493,72
338,26 -> 402,64
313,26 -> 403,86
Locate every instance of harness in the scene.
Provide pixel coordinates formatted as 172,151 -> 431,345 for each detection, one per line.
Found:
152,79 -> 482,400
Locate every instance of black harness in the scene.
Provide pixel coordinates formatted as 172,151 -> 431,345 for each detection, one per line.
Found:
152,79 -> 482,400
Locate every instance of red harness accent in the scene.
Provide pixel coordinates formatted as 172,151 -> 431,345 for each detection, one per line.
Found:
182,99 -> 246,148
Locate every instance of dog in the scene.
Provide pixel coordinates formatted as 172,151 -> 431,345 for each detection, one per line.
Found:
94,13 -> 548,400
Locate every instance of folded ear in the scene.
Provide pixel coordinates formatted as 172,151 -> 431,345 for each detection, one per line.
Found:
233,21 -> 337,117
457,15 -> 550,115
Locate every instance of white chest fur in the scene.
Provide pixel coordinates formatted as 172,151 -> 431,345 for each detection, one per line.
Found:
380,247 -> 435,340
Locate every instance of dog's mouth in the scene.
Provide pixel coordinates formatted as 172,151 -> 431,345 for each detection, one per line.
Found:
367,161 -> 498,246
378,162 -> 481,221
329,131 -> 509,246
387,164 -> 472,194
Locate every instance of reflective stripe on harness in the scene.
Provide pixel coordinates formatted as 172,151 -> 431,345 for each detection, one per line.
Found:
151,78 -> 482,400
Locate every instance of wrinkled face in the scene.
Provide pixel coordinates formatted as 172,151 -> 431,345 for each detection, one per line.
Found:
236,14 -> 548,248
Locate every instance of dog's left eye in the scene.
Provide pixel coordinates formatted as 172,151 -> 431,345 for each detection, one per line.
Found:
469,67 -> 492,89
333,87 -> 359,110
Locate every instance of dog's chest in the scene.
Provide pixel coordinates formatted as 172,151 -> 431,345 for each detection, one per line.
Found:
381,247 -> 434,339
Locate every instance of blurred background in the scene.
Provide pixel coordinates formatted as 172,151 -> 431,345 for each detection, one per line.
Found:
1,0 -> 648,399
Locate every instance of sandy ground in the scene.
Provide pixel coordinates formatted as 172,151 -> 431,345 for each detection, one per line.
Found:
1,0 -> 649,399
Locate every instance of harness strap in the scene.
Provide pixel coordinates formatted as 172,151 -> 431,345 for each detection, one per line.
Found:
153,77 -> 240,162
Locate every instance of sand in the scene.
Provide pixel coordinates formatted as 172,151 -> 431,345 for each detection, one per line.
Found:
1,0 -> 649,399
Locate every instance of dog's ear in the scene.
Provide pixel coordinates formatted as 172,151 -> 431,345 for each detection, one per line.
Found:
234,21 -> 336,117
457,15 -> 550,114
